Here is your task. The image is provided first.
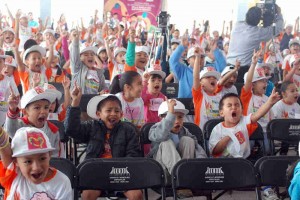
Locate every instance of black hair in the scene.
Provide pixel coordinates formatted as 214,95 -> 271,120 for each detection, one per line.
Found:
219,93 -> 243,111
246,7 -> 262,26
150,73 -> 163,80
53,99 -> 59,113
281,80 -> 294,93
110,71 -> 141,94
96,95 -> 122,111
24,39 -> 38,51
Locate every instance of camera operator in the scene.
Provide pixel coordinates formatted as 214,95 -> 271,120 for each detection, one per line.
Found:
226,4 -> 283,83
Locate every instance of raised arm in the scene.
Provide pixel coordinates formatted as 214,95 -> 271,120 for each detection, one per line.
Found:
251,88 -> 280,123
193,47 -> 205,90
244,50 -> 261,92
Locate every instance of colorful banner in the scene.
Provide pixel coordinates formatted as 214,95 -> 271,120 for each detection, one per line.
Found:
104,0 -> 163,31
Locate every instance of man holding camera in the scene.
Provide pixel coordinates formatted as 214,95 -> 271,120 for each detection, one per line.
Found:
226,3 -> 283,83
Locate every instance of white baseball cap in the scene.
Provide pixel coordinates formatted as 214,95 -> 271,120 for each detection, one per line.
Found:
11,127 -> 55,157
46,50 -> 60,58
23,45 -> 46,63
80,43 -> 98,55
146,64 -> 166,79
2,27 -> 15,35
135,46 -> 149,55
87,94 -> 119,119
221,65 -> 238,77
4,56 -> 17,68
114,47 -> 127,57
158,100 -> 189,116
289,39 -> 300,48
43,83 -> 62,101
21,86 -> 56,109
187,47 -> 195,59
97,46 -> 106,55
243,67 -> 271,83
43,29 -> 55,36
200,66 -> 220,80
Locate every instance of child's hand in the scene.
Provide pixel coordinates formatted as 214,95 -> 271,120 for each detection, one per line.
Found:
251,49 -> 261,64
62,76 -> 71,89
167,99 -> 176,114
8,86 -> 19,112
268,88 -> 281,105
234,59 -> 241,71
143,72 -> 150,81
71,29 -> 79,42
71,82 -> 82,107
129,28 -> 136,43
15,9 -> 21,19
194,47 -> 204,57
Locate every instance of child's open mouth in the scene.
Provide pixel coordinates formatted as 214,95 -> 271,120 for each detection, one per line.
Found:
211,82 -> 216,86
88,59 -> 94,64
121,59 -> 125,64
38,117 -> 46,123
109,119 -> 117,125
31,172 -> 43,180
174,124 -> 180,129
232,112 -> 237,118
154,85 -> 160,89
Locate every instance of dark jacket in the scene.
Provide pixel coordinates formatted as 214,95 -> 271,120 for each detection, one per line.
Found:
65,107 -> 141,160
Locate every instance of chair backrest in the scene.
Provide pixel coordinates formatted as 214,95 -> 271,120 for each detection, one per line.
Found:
49,120 -> 68,143
79,94 -> 98,112
172,158 -> 257,197
140,122 -> 205,157
176,98 -> 194,115
255,156 -> 299,187
267,119 -> 300,142
50,158 -> 78,199
161,83 -> 179,99
77,158 -> 165,192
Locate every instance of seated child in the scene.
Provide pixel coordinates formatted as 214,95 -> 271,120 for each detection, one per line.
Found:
142,64 -> 166,123
46,50 -> 64,83
219,62 -> 239,95
65,85 -> 142,200
4,86 -> 65,158
0,126 -> 72,199
209,91 -> 280,158
149,99 -> 207,175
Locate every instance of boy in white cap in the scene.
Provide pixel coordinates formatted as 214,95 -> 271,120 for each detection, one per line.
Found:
282,39 -> 300,78
40,28 -> 56,50
0,56 -> 19,126
124,29 -> 149,76
219,60 -> 241,95
0,127 -> 72,199
70,29 -> 108,94
15,11 -> 34,51
65,87 -> 142,200
45,50 -> 64,83
4,86 -> 65,158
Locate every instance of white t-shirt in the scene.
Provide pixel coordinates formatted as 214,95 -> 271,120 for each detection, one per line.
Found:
0,76 -> 19,126
209,115 -> 256,158
2,162 -> 73,200
220,85 -> 238,96
116,92 -> 145,129
272,100 -> 300,119
85,69 -> 100,94
111,61 -> 125,81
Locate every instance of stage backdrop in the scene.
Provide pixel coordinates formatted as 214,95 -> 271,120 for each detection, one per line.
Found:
104,0 -> 163,31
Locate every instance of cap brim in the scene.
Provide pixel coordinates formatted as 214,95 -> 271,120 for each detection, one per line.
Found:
0,55 -> 8,59
21,92 -> 56,109
200,71 -> 220,80
87,95 -> 113,119
80,46 -> 98,55
45,89 -> 62,101
253,76 -> 271,82
23,45 -> 46,63
174,109 -> 189,115
149,70 -> 166,79
12,148 -> 55,157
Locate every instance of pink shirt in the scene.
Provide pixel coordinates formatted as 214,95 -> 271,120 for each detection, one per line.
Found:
142,84 -> 166,123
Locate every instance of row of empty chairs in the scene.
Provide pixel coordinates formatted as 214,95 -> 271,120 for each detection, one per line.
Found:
51,156 -> 298,200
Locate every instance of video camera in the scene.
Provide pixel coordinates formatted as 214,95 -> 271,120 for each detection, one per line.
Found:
157,11 -> 170,31
256,0 -> 277,27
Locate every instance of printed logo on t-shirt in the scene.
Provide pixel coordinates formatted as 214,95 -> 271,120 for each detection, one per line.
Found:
149,98 -> 164,111
31,192 -> 53,200
124,106 -> 140,120
0,88 -> 5,102
205,99 -> 219,118
27,132 -> 47,150
235,131 -> 245,144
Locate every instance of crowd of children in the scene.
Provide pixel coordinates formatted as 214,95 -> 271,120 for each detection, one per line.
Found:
0,4 -> 300,200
